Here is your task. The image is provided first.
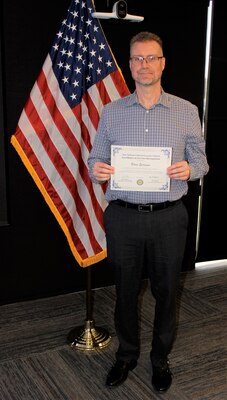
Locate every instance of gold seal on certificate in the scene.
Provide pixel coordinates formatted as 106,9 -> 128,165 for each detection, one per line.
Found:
111,145 -> 172,192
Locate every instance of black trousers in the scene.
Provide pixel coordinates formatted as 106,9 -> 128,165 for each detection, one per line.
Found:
104,200 -> 188,367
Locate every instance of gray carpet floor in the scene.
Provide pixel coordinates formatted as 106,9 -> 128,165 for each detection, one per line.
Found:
0,264 -> 227,399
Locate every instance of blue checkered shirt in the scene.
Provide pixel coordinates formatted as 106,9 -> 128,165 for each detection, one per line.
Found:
88,90 -> 209,203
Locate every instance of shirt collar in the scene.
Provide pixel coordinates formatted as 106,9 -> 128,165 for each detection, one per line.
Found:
126,89 -> 170,109
159,90 -> 171,108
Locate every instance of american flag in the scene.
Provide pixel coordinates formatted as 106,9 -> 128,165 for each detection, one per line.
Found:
11,0 -> 130,267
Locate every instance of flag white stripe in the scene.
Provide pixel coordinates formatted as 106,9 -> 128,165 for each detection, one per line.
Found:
103,74 -> 123,102
81,97 -> 98,148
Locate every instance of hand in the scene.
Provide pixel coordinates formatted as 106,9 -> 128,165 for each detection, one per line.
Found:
93,162 -> 115,182
167,161 -> 190,181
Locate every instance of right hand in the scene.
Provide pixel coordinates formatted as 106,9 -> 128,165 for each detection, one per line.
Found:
93,162 -> 115,182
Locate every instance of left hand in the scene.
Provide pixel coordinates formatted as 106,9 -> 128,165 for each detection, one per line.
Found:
167,161 -> 190,181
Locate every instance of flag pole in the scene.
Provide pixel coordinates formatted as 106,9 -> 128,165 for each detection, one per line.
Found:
67,266 -> 111,350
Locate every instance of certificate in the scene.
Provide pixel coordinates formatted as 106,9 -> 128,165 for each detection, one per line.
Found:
111,145 -> 172,192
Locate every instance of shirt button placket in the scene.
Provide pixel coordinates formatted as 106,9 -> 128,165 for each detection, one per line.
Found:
144,110 -> 149,135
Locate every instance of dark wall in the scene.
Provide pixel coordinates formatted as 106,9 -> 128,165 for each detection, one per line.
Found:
0,1 -> 8,225
0,0 -> 212,304
197,1 -> 227,261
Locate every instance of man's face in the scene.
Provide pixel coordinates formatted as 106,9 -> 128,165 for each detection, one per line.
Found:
129,40 -> 165,87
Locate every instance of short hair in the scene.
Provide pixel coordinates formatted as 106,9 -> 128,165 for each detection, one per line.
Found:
130,32 -> 163,53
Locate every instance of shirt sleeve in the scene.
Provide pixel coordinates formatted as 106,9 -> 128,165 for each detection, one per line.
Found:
185,105 -> 209,181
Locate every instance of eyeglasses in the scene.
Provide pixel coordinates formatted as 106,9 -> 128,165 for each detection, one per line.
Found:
130,55 -> 164,64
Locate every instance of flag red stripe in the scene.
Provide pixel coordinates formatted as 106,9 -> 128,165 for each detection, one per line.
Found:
110,70 -> 131,97
82,91 -> 100,132
72,104 -> 93,152
96,79 -> 111,106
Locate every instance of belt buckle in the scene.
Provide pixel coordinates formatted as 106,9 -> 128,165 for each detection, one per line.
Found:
138,204 -> 152,212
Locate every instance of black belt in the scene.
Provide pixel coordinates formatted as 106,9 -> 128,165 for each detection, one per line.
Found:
111,199 -> 180,212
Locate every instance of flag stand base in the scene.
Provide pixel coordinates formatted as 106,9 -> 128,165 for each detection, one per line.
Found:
67,319 -> 111,350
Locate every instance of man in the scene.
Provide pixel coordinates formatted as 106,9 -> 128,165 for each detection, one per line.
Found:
88,31 -> 209,392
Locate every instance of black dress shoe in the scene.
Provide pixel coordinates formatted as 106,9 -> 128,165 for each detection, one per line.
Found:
106,359 -> 137,387
152,362 -> 172,392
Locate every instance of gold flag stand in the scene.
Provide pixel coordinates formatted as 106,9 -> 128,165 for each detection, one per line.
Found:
67,266 -> 111,350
